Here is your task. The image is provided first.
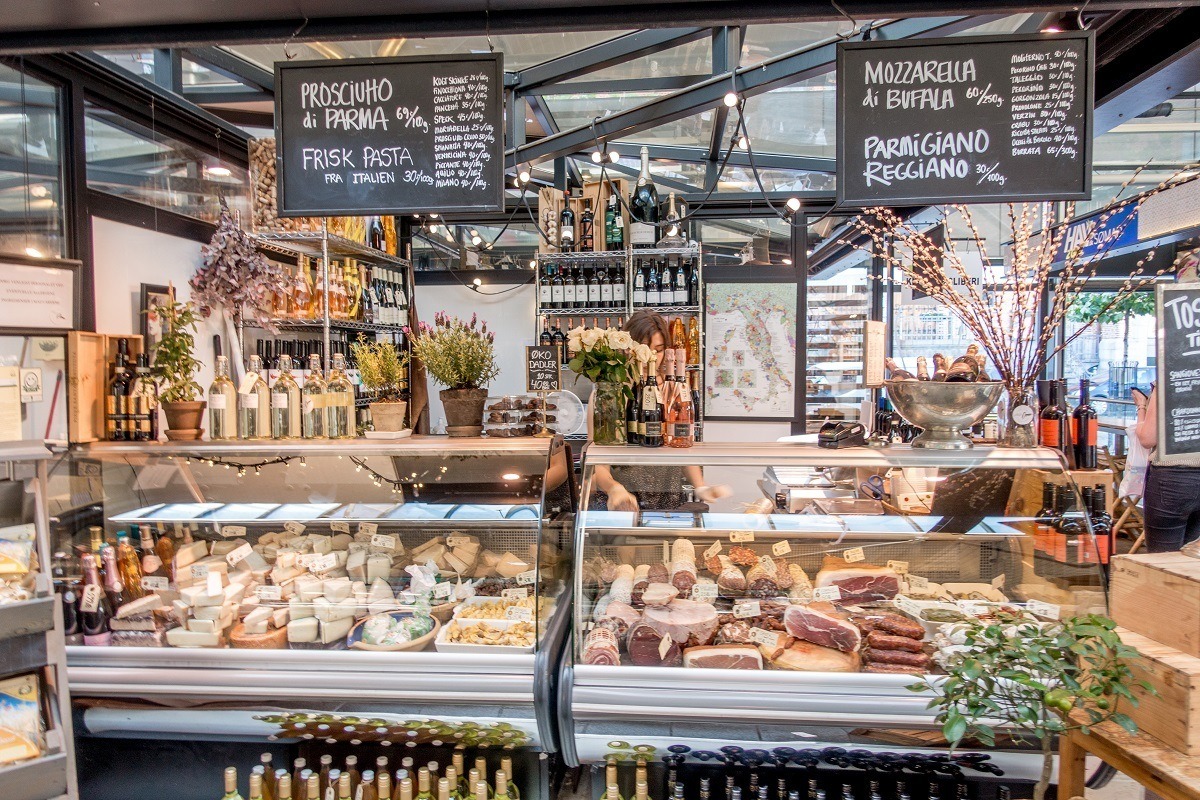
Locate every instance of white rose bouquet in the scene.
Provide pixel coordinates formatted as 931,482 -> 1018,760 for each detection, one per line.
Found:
566,325 -> 638,386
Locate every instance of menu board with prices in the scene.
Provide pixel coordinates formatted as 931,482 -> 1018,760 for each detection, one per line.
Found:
837,32 -> 1093,207
275,54 -> 504,216
1157,283 -> 1200,464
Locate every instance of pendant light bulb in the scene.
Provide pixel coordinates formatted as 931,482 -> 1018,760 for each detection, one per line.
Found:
23,246 -> 42,258
529,260 -> 537,269
471,235 -> 483,246
609,150 -> 620,164
786,197 -> 802,213
591,150 -> 604,164
737,135 -> 749,151
723,91 -> 739,107
472,278 -> 482,287
518,166 -> 532,184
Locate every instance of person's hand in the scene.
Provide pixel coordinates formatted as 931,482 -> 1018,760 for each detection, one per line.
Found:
694,484 -> 732,503
607,484 -> 639,512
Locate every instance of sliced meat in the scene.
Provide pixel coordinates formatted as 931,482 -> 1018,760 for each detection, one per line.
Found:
647,563 -> 670,584
627,620 -> 683,666
866,631 -> 925,653
643,598 -> 719,646
683,644 -> 763,670
852,611 -> 925,640
600,600 -> 641,629
783,602 -> 863,653
764,639 -> 861,673
717,565 -> 747,595
716,620 -> 753,644
641,582 -> 679,607
670,561 -> 698,594
815,557 -> 901,603
864,648 -> 931,668
582,626 -> 620,665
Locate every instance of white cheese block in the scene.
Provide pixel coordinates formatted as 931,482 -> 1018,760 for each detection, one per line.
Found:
288,595 -> 314,620
194,605 -> 225,621
232,549 -> 269,571
310,535 -> 333,555
271,564 -> 303,586
295,576 -> 324,602
244,606 -> 272,627
366,555 -> 391,583
412,536 -> 443,557
368,578 -> 394,602
223,583 -> 247,604
187,617 -> 219,634
261,544 -> 280,563
209,540 -> 244,557
115,594 -> 163,619
320,615 -> 354,644
258,532 -> 281,546
165,627 -> 221,647
193,556 -> 230,575
313,596 -> 356,623
180,584 -> 223,608
242,619 -> 269,635
238,596 -> 261,617
287,617 -> 319,643
171,599 -> 190,627
173,540 -> 209,569
323,577 -> 352,603
346,550 -> 368,581
271,607 -> 290,628
495,552 -> 532,579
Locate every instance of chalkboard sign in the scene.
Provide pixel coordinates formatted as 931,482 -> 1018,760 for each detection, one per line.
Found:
836,32 -> 1093,207
526,346 -> 561,393
1156,283 -> 1200,465
274,54 -> 504,216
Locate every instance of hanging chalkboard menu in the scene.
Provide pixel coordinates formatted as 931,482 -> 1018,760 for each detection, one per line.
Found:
526,346 -> 561,393
836,32 -> 1093,208
274,54 -> 504,217
1156,283 -> 1200,464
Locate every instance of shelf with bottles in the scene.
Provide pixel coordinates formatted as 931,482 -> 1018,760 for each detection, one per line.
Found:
256,230 -> 411,269
261,253 -> 411,333
261,319 -> 410,335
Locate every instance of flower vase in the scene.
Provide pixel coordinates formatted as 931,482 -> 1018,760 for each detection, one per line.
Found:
998,383 -> 1038,448
592,381 -> 627,445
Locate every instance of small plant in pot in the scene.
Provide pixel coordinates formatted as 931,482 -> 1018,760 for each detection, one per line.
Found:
152,299 -> 205,440
351,336 -> 410,434
409,312 -> 499,437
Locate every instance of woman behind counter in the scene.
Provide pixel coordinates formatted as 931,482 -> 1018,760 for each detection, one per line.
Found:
587,311 -> 722,512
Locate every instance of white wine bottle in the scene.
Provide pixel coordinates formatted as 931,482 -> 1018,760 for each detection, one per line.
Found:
302,353 -> 327,439
415,769 -> 434,800
499,758 -> 518,800
239,355 -> 270,439
271,355 -> 302,439
277,775 -> 293,800
249,773 -> 264,800
326,352 -> 355,438
208,356 -> 237,440
222,767 -> 246,800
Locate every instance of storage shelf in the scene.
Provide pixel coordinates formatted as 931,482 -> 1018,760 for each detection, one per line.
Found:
0,596 -> 55,643
0,630 -> 50,680
536,251 -> 626,261
81,436 -> 557,459
0,752 -> 69,800
251,319 -> 408,335
537,307 -> 625,316
634,305 -> 700,314
255,231 -> 412,268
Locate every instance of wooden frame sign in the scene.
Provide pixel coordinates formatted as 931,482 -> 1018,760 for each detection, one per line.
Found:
526,346 -> 561,393
0,253 -> 82,334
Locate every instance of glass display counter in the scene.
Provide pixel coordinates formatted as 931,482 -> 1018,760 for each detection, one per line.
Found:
563,442 -> 1106,782
50,436 -> 573,758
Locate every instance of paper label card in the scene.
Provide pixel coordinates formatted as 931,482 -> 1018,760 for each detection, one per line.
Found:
256,585 -> 283,601
501,588 -> 529,600
843,547 -> 865,563
284,521 -> 306,535
330,521 -> 351,534
812,586 -> 842,602
370,534 -> 397,550
225,542 -> 253,566
772,541 -> 792,557
658,633 -> 673,660
729,531 -> 755,543
221,525 -> 247,539
358,522 -> 379,537
516,570 -> 537,585
748,628 -> 781,649
907,575 -> 930,591
141,576 -> 169,592
506,606 -> 534,622
703,541 -> 722,560
894,595 -> 922,616
733,600 -> 761,619
887,560 -> 910,575
190,564 -> 209,580
691,583 -> 718,601
433,581 -> 454,599
81,584 -> 102,613
1027,600 -> 1060,620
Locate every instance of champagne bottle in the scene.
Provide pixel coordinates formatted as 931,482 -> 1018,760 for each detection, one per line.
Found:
223,767 -> 246,800
115,532 -> 145,599
79,552 -> 112,645
209,355 -> 237,439
629,146 -> 659,248
271,355 -> 302,439
668,348 -> 694,449
916,356 -> 930,381
657,192 -> 685,247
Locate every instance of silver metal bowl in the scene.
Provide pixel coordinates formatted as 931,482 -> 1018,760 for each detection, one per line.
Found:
884,380 -> 1004,449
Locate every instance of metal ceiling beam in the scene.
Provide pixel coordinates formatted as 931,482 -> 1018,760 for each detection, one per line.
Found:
521,74 -> 711,96
525,95 -> 584,189
507,15 -> 997,168
178,46 -> 275,93
629,143 -> 835,174
514,28 -> 710,91
570,156 -> 697,193
0,2 -> 1168,53
180,85 -> 273,104
706,26 -> 742,170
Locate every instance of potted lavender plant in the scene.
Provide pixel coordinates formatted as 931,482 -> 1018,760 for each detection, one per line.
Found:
409,313 -> 499,436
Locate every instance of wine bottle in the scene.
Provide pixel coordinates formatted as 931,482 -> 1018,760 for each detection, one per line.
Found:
302,354 -> 327,439
587,267 -> 601,308
1072,378 -> 1098,469
452,753 -> 467,800
306,776 -> 321,800
686,317 -> 700,365
325,353 -> 355,439
1090,485 -> 1111,564
626,370 -> 642,446
629,146 -> 659,248
416,769 -> 434,800
540,319 -> 552,347
277,775 -> 293,800
668,348 -> 694,449
932,353 -> 949,381
272,355 -> 302,439
673,259 -> 688,305
249,772 -> 265,800
107,343 -> 131,441
599,262 -> 614,309
339,774 -> 353,800
646,260 -> 661,307
79,552 -> 112,645
661,349 -> 677,446
605,193 -> 624,251
884,357 -> 915,380
580,200 -> 595,251
499,758 -> 517,800
131,353 -> 158,441
612,258 -> 627,309
552,322 -> 567,365
632,260 -> 646,307
539,264 -> 552,310
318,756 -> 334,800
239,355 -> 270,440
1039,380 -> 1068,453
550,266 -> 565,310
642,355 -> 663,447
690,371 -> 703,443
115,532 -> 144,599
916,356 -> 930,381
559,191 -> 576,252
223,767 -> 247,800
293,760 -> 307,796
657,192 -> 686,247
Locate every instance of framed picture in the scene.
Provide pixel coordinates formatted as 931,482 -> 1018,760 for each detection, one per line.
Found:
139,284 -> 173,359
0,253 -> 82,334
703,277 -> 801,422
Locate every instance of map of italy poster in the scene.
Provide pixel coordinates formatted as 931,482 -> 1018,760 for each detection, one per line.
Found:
704,282 -> 797,419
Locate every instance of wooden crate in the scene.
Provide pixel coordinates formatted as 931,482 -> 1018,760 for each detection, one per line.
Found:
1116,627 -> 1200,755
1007,466 -> 1115,517
66,332 -> 143,444
537,180 -> 632,254
1111,553 -> 1200,659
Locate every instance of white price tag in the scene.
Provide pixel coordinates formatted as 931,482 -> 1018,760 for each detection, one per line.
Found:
957,601 -> 988,617
772,540 -> 792,557
887,560 -> 910,575
220,525 -> 247,539
812,586 -> 842,602
141,576 -> 169,592
894,595 -> 922,616
284,521 -> 306,535
991,573 -> 1006,590
190,564 -> 209,580
703,541 -> 722,560
237,373 -> 260,395
297,553 -> 319,568
502,587 -> 529,600
358,522 -> 378,537
691,583 -> 718,601
206,571 -> 223,597
330,521 -> 351,534
1027,600 -> 1060,620
733,600 -> 761,619
308,553 -> 338,572
433,581 -> 454,600
80,584 -> 102,613
370,534 -> 397,550
729,531 -> 755,543
256,585 -> 283,601
658,633 -> 673,660
757,554 -> 776,572
843,547 -> 865,563
748,628 -> 781,649
447,535 -> 470,548
516,570 -> 537,586
506,606 -> 534,622
907,574 -> 930,591
225,542 -> 253,566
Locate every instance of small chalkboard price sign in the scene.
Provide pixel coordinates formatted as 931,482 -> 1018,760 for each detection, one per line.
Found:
526,346 -> 561,393
836,31 -> 1093,207
1156,283 -> 1200,464
274,53 -> 504,217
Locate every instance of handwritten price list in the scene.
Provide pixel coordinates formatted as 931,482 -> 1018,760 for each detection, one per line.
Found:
432,72 -> 497,193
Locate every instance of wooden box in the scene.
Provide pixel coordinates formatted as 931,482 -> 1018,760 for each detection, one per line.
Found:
1007,466 -> 1114,517
1116,627 -> 1200,755
66,332 -> 144,444
537,180 -> 631,254
1111,553 -> 1200,658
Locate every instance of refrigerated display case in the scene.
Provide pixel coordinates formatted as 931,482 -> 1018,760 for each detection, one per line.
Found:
563,443 -> 1106,790
50,437 -> 574,800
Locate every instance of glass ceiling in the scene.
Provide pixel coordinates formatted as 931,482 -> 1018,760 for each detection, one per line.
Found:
564,39 -> 711,83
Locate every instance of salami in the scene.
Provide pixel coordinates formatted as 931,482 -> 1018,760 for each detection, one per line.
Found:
866,631 -> 925,653
863,662 -> 926,675
582,626 -> 620,665
864,648 -> 930,668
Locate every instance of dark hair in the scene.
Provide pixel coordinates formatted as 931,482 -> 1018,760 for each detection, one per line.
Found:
623,310 -> 670,347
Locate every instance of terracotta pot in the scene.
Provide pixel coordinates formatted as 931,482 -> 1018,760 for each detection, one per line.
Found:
162,400 -> 206,441
440,388 -> 488,437
369,401 -> 408,433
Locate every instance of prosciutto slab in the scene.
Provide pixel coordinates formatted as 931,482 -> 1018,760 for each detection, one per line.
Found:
814,557 -> 901,603
783,602 -> 862,653
642,598 -> 719,646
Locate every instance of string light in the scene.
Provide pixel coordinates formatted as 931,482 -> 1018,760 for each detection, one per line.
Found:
723,91 -> 739,107
517,166 -> 531,184
737,134 -> 749,151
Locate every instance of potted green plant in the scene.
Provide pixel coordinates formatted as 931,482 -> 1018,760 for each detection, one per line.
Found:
913,613 -> 1153,800
350,336 -> 410,434
409,312 -> 499,437
152,299 -> 205,440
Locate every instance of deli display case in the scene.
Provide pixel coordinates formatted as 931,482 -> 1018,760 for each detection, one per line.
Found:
563,442 -> 1107,791
50,437 -> 574,800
